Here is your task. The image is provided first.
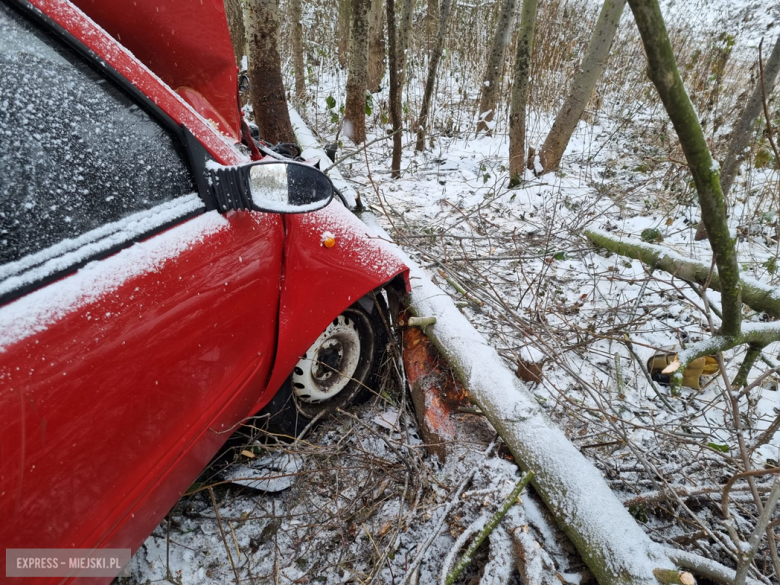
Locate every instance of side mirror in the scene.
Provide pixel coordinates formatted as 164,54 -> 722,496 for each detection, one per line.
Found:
208,160 -> 334,214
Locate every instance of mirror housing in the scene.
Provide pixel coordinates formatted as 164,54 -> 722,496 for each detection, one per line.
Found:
208,160 -> 334,214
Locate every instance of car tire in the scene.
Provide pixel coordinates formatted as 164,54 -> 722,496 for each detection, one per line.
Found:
261,295 -> 390,438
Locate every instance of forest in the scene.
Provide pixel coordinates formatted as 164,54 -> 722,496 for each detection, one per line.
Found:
125,0 -> 780,583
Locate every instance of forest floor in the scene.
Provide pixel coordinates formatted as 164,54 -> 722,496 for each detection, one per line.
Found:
121,94 -> 780,583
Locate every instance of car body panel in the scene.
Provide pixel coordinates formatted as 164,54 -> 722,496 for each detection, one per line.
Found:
1,210 -> 284,582
261,205 -> 408,407
70,0 -> 241,141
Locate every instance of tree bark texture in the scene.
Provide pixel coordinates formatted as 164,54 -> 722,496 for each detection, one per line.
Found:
415,0 -> 452,151
476,0 -> 517,134
508,0 -> 539,182
387,0 -> 402,177
538,0 -> 626,172
224,0 -> 247,67
245,0 -> 296,144
344,0 -> 371,143
338,0 -> 352,68
627,0 -> 742,337
367,0 -> 386,93
290,0 -> 306,101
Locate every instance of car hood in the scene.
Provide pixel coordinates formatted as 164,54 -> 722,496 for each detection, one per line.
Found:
72,0 -> 241,141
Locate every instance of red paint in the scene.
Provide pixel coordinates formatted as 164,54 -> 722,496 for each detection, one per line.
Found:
0,2 -> 408,583
71,0 -> 241,140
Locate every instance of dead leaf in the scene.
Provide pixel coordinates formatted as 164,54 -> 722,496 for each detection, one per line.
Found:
240,450 -> 256,459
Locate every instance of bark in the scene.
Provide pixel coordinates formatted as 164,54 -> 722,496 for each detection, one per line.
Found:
367,0 -> 386,93
476,0 -> 518,134
695,35 -> 780,240
338,0 -> 352,68
387,0 -> 401,177
584,229 -> 780,319
538,0 -> 626,172
360,213 -> 668,585
344,0 -> 371,143
224,0 -> 247,67
387,0 -> 413,177
627,0 -> 741,337
290,0 -> 306,101
508,0 -> 538,183
426,0 -> 439,42
245,0 -> 296,144
415,0 -> 452,151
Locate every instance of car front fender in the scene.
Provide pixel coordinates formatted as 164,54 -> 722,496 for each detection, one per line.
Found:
253,203 -> 408,413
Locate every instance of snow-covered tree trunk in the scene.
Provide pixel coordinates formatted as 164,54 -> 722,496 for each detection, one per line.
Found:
508,0 -> 538,183
290,0 -> 306,102
344,0 -> 371,143
415,0 -> 452,151
538,0 -> 626,173
245,0 -> 296,144
367,0 -> 386,93
476,0 -> 517,134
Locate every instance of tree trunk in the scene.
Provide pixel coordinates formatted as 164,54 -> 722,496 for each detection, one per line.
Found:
367,0 -> 386,93
476,0 -> 518,134
344,0 -> 371,143
388,0 -> 413,177
627,0 -> 742,337
338,0 -> 352,68
695,35 -> 780,240
508,0 -> 539,183
538,0 -> 626,172
245,0 -> 296,144
290,0 -> 306,102
426,0 -> 439,43
415,0 -> 452,151
224,0 -> 247,67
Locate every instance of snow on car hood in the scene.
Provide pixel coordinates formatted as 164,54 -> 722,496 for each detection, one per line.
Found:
71,0 -> 240,140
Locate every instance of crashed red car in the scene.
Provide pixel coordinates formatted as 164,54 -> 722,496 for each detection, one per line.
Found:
0,0 -> 407,581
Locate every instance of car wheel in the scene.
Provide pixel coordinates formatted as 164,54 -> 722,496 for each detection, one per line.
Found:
262,296 -> 389,438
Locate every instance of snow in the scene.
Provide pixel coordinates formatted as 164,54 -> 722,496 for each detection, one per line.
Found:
0,211 -> 226,352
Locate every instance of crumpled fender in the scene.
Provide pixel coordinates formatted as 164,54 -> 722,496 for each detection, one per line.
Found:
256,203 -> 408,410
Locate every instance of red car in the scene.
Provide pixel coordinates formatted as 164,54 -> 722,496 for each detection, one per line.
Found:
0,0 -> 407,581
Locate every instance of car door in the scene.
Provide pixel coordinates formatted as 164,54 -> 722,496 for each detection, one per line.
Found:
0,0 -> 283,567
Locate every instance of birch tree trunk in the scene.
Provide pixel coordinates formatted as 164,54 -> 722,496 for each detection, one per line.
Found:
695,35 -> 780,240
338,0 -> 351,68
415,0 -> 452,151
367,0 -> 386,93
508,0 -> 538,183
344,0 -> 371,143
538,0 -> 626,172
290,0 -> 306,102
626,0 -> 741,335
476,0 -> 518,134
245,0 -> 296,144
224,0 -> 246,67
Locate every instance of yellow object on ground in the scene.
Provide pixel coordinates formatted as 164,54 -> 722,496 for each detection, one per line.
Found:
646,353 -> 719,390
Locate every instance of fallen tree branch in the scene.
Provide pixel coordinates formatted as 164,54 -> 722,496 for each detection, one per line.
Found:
663,547 -> 766,585
585,229 -> 780,319
444,472 -> 534,585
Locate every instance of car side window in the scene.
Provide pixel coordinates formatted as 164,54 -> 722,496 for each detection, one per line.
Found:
0,3 -> 196,269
